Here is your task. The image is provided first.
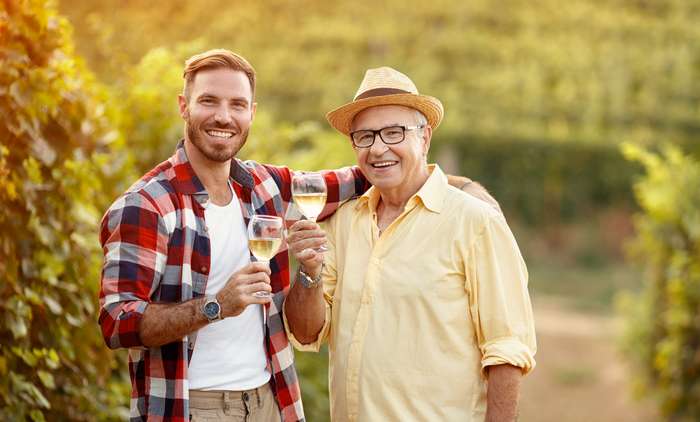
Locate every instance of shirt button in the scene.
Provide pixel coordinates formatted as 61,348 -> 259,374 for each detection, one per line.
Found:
204,226 -> 208,232
200,266 -> 208,273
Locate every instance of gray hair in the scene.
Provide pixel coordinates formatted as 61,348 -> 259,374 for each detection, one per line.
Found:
415,110 -> 428,127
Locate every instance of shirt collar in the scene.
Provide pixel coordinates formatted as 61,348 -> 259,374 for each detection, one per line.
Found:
169,140 -> 255,197
356,164 -> 447,214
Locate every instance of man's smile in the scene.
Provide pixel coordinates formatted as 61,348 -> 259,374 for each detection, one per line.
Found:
206,129 -> 234,139
370,160 -> 398,169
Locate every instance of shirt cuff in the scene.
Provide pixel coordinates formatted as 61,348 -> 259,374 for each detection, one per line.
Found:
282,300 -> 331,352
481,336 -> 536,377
99,299 -> 149,349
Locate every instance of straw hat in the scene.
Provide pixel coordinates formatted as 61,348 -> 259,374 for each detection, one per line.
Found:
326,67 -> 444,135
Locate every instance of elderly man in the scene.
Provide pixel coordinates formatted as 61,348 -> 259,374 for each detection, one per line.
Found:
284,67 -> 536,421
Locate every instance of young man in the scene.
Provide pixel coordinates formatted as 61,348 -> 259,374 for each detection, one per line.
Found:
285,67 -> 537,421
98,51 -> 496,422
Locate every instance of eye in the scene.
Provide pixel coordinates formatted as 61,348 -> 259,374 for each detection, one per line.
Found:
358,132 -> 374,143
383,127 -> 403,137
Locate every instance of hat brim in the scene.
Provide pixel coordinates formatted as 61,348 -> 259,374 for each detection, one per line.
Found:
326,93 -> 444,136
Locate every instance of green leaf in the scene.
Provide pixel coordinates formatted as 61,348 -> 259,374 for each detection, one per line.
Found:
8,315 -> 28,339
45,350 -> 60,370
42,295 -> 63,315
37,370 -> 55,389
29,410 -> 46,422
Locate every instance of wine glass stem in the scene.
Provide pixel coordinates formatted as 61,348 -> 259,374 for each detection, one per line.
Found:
253,260 -> 271,297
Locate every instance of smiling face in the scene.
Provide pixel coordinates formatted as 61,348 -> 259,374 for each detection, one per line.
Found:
178,67 -> 256,163
350,105 -> 432,199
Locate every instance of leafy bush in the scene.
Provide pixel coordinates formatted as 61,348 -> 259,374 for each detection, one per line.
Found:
0,1 -> 132,419
444,137 -> 643,224
619,144 -> 700,421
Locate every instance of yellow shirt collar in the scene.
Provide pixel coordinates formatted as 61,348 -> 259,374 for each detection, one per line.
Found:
356,164 -> 447,214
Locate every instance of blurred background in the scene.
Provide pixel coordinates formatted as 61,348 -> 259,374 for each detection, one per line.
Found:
2,0 -> 699,420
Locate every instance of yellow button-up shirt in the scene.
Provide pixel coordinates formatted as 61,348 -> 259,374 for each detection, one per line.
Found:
287,165 -> 536,421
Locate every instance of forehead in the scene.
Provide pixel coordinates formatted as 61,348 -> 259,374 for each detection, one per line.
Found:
351,105 -> 417,130
189,68 -> 252,100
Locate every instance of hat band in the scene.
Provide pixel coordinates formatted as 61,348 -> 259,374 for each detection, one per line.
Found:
354,87 -> 412,100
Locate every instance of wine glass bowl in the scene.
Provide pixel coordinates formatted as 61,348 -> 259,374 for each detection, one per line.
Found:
292,173 -> 327,222
247,215 -> 284,298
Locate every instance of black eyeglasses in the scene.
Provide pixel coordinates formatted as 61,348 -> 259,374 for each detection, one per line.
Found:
349,125 -> 425,148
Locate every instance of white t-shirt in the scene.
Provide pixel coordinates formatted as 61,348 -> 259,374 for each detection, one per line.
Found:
188,186 -> 271,390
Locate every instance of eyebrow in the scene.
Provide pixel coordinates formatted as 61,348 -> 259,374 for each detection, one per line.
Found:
353,122 -> 404,131
197,93 -> 250,105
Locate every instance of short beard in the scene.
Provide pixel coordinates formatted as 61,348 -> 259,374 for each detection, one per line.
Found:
185,112 -> 248,162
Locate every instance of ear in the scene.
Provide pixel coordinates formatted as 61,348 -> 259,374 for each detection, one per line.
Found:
421,125 -> 432,155
250,101 -> 257,121
178,94 -> 188,119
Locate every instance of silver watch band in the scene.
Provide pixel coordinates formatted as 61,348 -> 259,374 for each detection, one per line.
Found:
298,264 -> 324,288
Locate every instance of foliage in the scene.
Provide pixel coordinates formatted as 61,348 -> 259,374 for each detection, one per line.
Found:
446,136 -> 642,224
619,144 -> 700,421
0,0 -> 132,419
60,0 -> 700,147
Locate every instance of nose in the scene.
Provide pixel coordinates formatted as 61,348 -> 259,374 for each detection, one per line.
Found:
214,105 -> 233,125
368,133 -> 389,156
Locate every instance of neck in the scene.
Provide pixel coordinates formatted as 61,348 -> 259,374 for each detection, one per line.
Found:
377,165 -> 430,212
184,138 -> 232,205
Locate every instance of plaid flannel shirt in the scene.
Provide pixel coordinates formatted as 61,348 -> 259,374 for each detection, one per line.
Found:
98,142 -> 368,421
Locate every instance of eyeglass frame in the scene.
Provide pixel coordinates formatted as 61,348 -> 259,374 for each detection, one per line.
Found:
348,125 -> 425,148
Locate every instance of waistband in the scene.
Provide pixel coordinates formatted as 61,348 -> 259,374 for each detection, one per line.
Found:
189,383 -> 270,409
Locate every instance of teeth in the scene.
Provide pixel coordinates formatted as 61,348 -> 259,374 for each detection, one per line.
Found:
207,130 -> 233,138
372,161 -> 396,168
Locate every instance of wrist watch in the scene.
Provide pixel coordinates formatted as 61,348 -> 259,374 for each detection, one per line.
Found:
201,295 -> 222,322
298,264 -> 324,288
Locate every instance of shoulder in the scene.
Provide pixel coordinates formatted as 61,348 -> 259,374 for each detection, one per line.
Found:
443,185 -> 503,229
103,159 -> 176,223
237,159 -> 292,190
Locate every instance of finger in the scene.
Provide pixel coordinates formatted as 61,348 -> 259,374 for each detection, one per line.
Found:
244,292 -> 272,304
291,238 -> 327,254
296,248 -> 327,268
287,225 -> 325,243
246,281 -> 273,295
290,220 -> 320,232
239,262 -> 272,275
239,271 -> 271,285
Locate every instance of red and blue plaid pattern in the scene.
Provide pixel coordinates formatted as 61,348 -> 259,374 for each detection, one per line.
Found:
99,142 -> 368,421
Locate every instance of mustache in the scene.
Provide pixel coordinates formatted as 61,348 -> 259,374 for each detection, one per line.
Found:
202,124 -> 238,132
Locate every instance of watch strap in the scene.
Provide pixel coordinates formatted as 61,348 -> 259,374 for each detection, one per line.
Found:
298,264 -> 324,288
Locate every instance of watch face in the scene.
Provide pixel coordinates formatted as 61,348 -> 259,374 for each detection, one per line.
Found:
203,301 -> 220,319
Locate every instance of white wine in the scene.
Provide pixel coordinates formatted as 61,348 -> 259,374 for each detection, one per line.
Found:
249,238 -> 282,261
293,192 -> 327,220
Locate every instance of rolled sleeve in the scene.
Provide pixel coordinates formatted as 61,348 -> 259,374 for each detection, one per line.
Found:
467,212 -> 537,375
283,300 -> 332,352
481,336 -> 536,376
283,219 -> 339,352
98,191 -> 168,349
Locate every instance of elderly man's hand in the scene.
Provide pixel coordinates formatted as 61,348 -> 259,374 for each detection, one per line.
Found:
446,175 -> 502,213
287,220 -> 326,274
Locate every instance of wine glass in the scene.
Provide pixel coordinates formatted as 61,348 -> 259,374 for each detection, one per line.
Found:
292,173 -> 327,222
247,215 -> 284,298
292,173 -> 328,251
